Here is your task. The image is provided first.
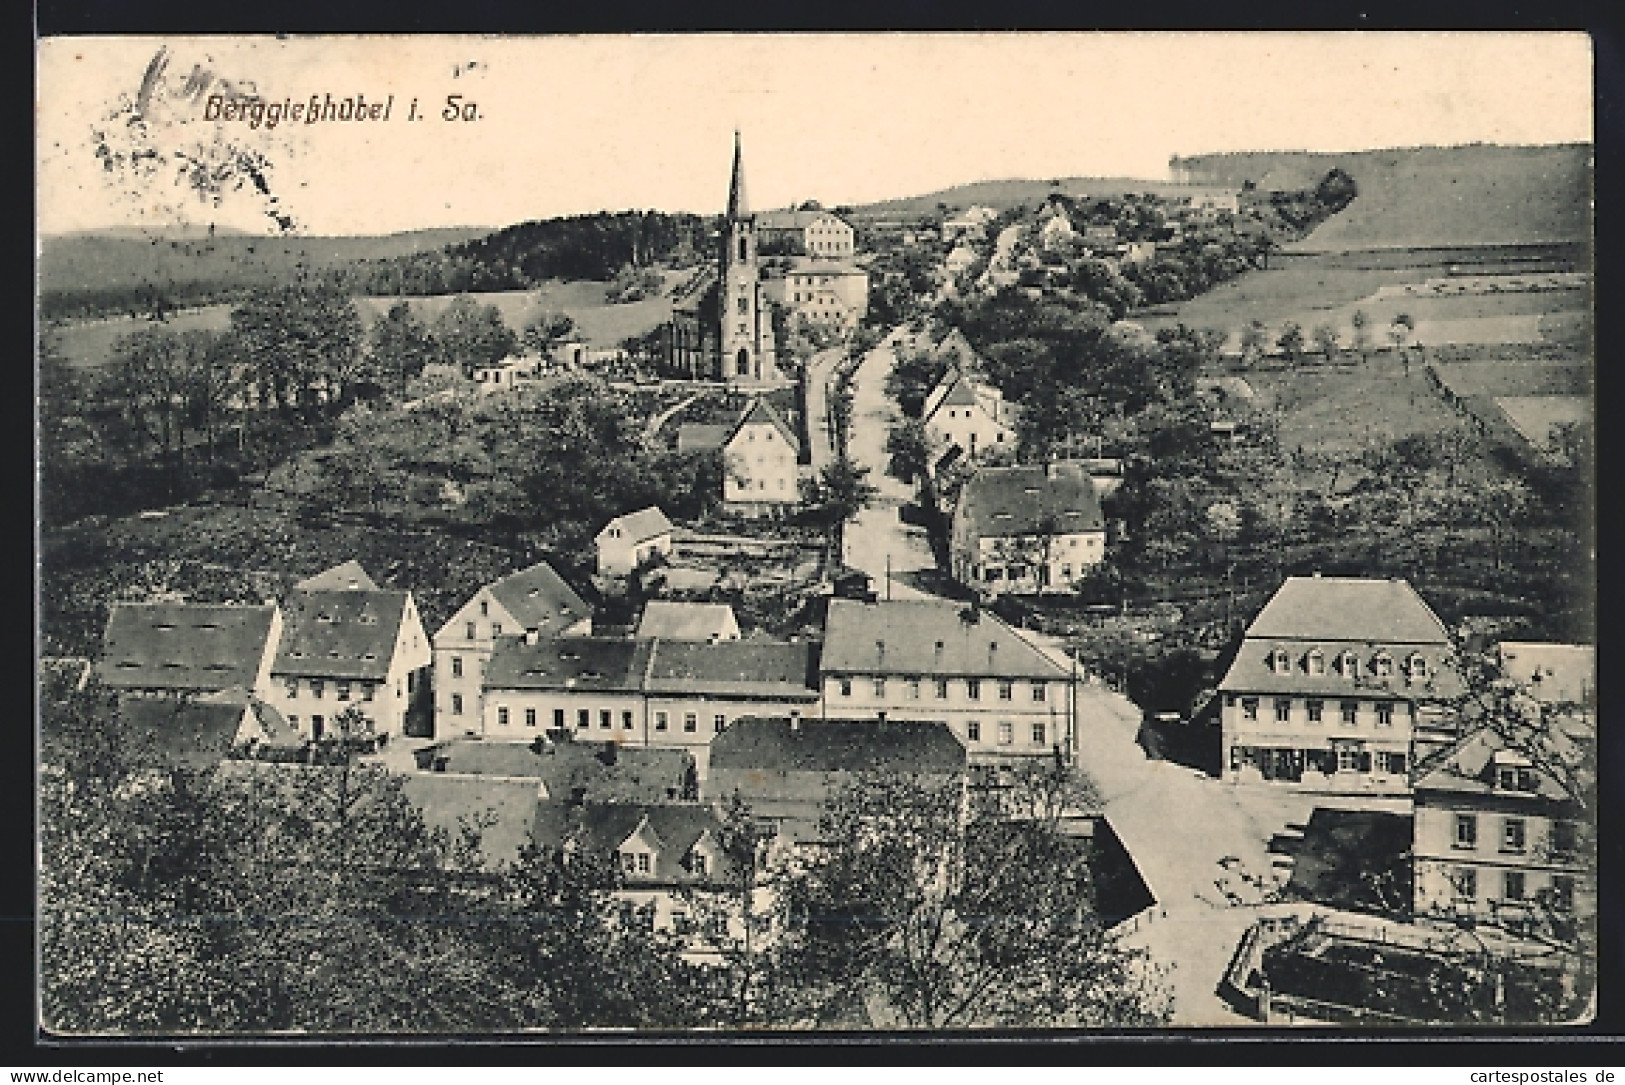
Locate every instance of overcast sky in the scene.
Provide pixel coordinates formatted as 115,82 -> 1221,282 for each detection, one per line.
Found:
36,33 -> 1594,237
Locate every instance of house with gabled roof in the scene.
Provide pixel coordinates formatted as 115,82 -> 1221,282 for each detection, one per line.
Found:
295,560 -> 378,592
921,352 -> 1018,471
819,598 -> 1075,763
707,715 -> 968,843
635,601 -> 740,643
756,206 -> 856,259
433,560 -> 592,736
1217,574 -> 1461,793
951,462 -> 1106,596
413,736 -> 697,804
264,561 -> 431,743
595,506 -> 675,576
97,602 -> 283,700
722,398 -> 801,514
1411,721 -> 1593,939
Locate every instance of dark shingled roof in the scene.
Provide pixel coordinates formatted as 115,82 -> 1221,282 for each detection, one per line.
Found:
599,506 -> 673,545
295,560 -> 379,591
484,636 -> 648,693
273,590 -> 411,680
419,739 -> 694,803
821,599 -> 1069,680
709,716 -> 966,775
956,463 -> 1104,539
645,639 -> 819,699
531,801 -> 726,883
486,561 -> 589,636
398,774 -> 543,871
1244,576 -> 1452,644
725,397 -> 800,453
115,695 -> 249,769
98,603 -> 278,693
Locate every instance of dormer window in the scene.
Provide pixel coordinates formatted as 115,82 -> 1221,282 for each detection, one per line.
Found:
1408,654 -> 1429,681
1372,652 -> 1393,679
1270,648 -> 1291,675
1307,650 -> 1325,676
1337,650 -> 1359,677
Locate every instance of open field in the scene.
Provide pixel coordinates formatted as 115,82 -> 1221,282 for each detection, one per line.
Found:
49,274 -> 685,370
1247,353 -> 1470,459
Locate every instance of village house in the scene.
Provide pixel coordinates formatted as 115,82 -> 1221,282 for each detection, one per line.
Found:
921,368 -> 1019,470
950,462 -> 1106,596
263,561 -> 432,743
531,800 -> 744,954
706,715 -> 968,843
722,398 -> 801,514
413,735 -> 698,804
433,560 -> 593,736
1216,575 -> 1462,793
595,506 -> 675,576
756,205 -> 857,259
97,601 -> 283,701
758,257 -> 870,330
634,601 -> 741,642
941,205 -> 999,242
1410,722 -> 1593,938
476,634 -> 819,780
112,695 -> 290,772
942,244 -> 979,282
818,598 -> 1076,763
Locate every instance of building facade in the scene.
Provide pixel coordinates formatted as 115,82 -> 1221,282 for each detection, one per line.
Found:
951,463 -> 1106,595
757,206 -> 857,259
1217,575 -> 1461,793
596,506 -> 675,576
722,398 -> 802,514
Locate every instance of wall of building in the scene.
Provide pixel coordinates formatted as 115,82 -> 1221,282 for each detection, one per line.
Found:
820,673 -> 1071,759
724,425 -> 799,506
955,531 -> 1107,595
1220,695 -> 1414,788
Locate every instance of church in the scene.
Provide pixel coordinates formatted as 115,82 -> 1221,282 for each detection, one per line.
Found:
667,133 -> 785,385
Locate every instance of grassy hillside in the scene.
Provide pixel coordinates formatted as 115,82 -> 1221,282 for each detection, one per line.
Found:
38,227 -> 493,311
1171,143 -> 1592,251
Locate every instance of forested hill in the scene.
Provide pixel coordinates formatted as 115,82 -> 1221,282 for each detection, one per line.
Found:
333,210 -> 715,296
1169,143 -> 1593,250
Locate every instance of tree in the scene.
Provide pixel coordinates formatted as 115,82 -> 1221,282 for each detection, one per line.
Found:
229,284 -> 365,416
369,301 -> 437,397
432,295 -> 519,376
1239,320 -> 1269,366
1311,322 -> 1340,361
521,310 -> 577,358
802,455 -> 879,558
884,417 -> 932,484
1351,309 -> 1372,363
883,341 -> 948,419
772,766 -> 1171,1028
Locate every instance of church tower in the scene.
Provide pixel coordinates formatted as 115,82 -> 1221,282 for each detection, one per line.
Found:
719,131 -> 764,382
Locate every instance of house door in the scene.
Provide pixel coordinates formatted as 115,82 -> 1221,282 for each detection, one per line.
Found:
736,349 -> 751,377
311,714 -> 324,741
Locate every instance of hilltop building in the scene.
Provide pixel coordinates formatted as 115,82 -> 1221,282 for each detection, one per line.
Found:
667,132 -> 784,385
757,205 -> 856,259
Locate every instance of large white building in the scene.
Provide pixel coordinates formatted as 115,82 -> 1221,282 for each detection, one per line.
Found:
722,398 -> 801,515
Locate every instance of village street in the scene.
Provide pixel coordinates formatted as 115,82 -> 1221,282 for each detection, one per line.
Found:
840,329 -> 939,600
802,346 -> 843,475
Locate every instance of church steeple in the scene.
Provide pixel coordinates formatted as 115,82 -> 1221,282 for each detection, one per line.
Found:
726,130 -> 749,220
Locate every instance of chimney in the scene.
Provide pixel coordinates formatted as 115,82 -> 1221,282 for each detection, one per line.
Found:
525,628 -> 540,646
790,709 -> 802,733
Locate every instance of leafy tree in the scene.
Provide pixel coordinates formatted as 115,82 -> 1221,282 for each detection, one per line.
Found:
1239,320 -> 1269,366
229,283 -> 365,416
432,295 -> 519,376
884,342 -> 949,419
521,310 -> 577,358
1311,322 -> 1340,361
884,417 -> 932,483
369,301 -> 437,396
1275,321 -> 1305,364
802,455 -> 879,556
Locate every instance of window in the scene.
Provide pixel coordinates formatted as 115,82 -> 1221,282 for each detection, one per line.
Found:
1455,867 -> 1478,900
492,623 -> 502,637
497,707 -> 510,727
1061,564 -> 1072,579
1502,818 -> 1527,853
1552,875 -> 1576,912
480,599 -> 488,617
691,853 -> 709,877
1271,648 -> 1291,675
621,710 -> 634,731
684,712 -> 698,733
967,679 -> 981,701
1031,722 -> 1046,744
1551,820 -> 1578,858
998,680 -> 1013,701
1455,814 -> 1478,849
1409,654 -> 1429,681
655,711 -> 669,731
284,678 -> 299,699
1337,746 -> 1362,772
737,296 -> 749,314
714,713 -> 726,733
1340,700 -> 1358,726
466,621 -> 476,640
1338,650 -> 1358,677
935,678 -> 949,699
526,708 -> 537,728
1379,751 -> 1406,774
599,710 -> 612,730
997,721 -> 1014,745
451,657 -> 463,678
967,720 -> 981,742
1274,698 -> 1292,723
872,677 -> 886,697
288,715 -> 298,728
1373,652 -> 1393,679
553,708 -> 565,729
311,715 -> 324,738
907,677 -> 921,699
577,709 -> 590,729
1376,703 -> 1394,727
636,853 -> 651,875
1503,871 -> 1525,901
1241,698 -> 1259,721
362,683 -> 374,701
1306,700 -> 1324,723
336,681 -> 350,701
1307,650 -> 1325,676
1032,683 -> 1046,703
311,679 -> 324,699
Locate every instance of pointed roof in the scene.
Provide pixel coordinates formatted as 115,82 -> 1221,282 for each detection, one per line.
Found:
725,396 -> 799,452
598,506 -> 674,545
295,560 -> 378,592
1243,576 -> 1453,644
821,598 -> 1069,680
97,602 -> 279,693
727,131 -> 749,220
956,463 -> 1105,540
272,589 -> 411,680
485,560 -> 590,636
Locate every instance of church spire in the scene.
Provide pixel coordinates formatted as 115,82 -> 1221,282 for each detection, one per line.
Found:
726,130 -> 749,220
